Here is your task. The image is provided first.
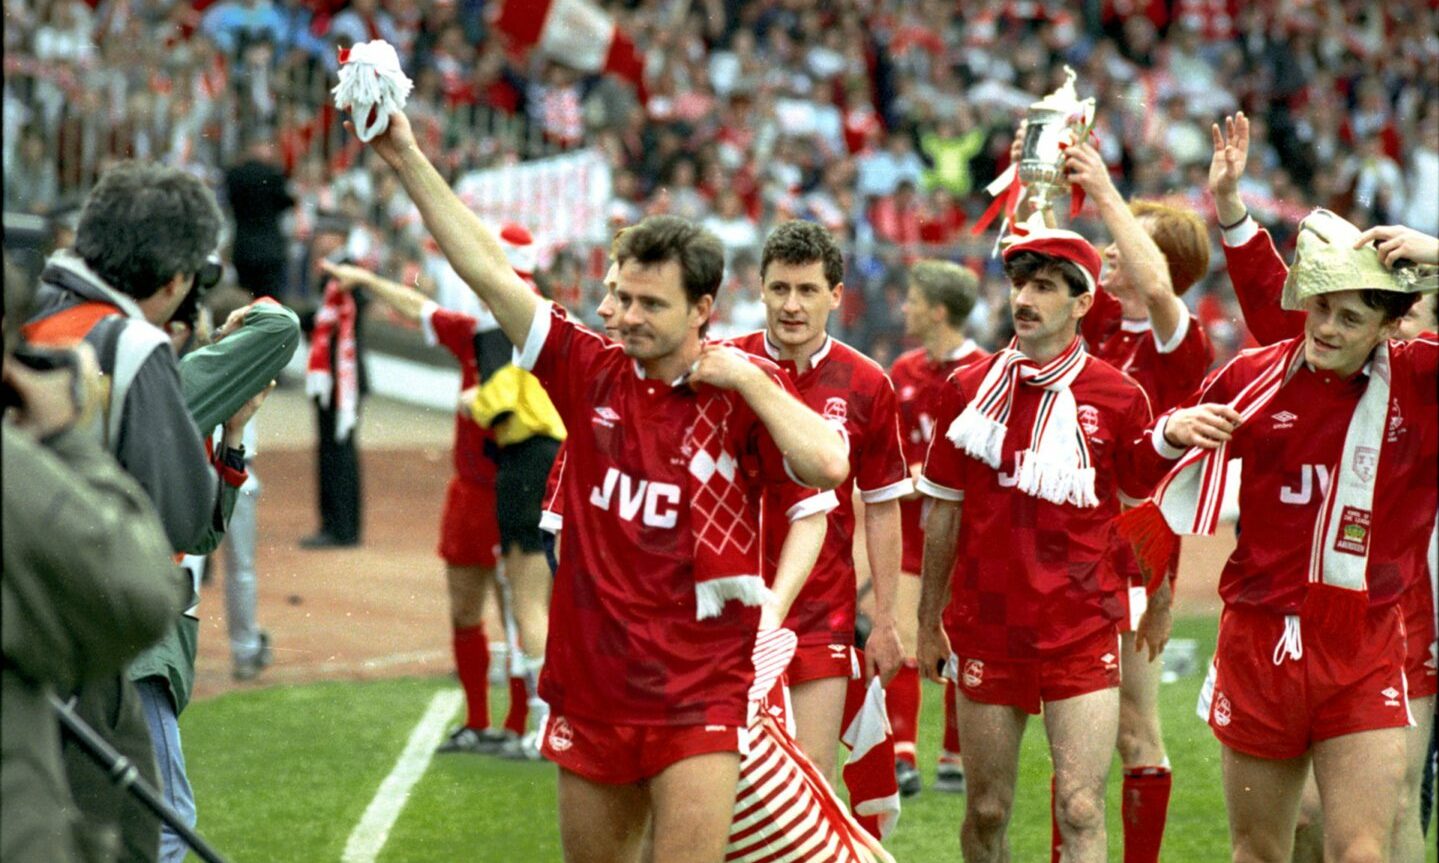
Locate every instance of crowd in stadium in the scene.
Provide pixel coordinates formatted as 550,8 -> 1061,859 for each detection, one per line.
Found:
5,0 -> 1438,361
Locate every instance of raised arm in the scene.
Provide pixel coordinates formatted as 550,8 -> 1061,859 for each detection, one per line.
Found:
1065,142 -> 1185,343
689,344 -> 849,490
320,260 -> 427,323
354,110 -> 537,345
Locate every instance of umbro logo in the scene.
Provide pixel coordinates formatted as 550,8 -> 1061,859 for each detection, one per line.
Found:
1100,652 -> 1117,669
1382,687 -> 1401,707
592,406 -> 620,428
1271,410 -> 1297,428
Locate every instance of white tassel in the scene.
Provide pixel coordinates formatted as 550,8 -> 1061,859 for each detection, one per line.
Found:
305,370 -> 332,407
946,405 -> 1006,468
332,40 -> 414,143
695,576 -> 774,620
1015,450 -> 1099,508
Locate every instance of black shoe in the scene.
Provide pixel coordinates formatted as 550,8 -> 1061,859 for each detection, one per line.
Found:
895,759 -> 922,798
436,726 -> 515,755
233,631 -> 273,681
299,532 -> 358,549
933,760 -> 967,794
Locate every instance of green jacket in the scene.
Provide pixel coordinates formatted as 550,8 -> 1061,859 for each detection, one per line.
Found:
2,425 -> 186,862
129,298 -> 302,714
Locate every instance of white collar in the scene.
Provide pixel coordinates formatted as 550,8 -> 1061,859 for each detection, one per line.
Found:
764,331 -> 833,368
631,360 -> 689,387
940,339 -> 979,362
1119,318 -> 1152,333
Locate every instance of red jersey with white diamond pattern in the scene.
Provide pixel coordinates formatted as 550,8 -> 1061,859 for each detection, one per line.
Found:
517,304 -> 834,726
920,352 -> 1161,660
731,332 -> 911,647
889,342 -> 989,574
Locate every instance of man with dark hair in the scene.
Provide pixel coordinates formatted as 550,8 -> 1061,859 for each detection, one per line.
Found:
730,219 -> 910,785
23,161 -> 265,862
917,223 -> 1163,863
887,259 -> 987,797
355,109 -> 847,863
223,135 -> 295,301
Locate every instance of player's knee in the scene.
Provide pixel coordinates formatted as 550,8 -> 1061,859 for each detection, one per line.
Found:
964,791 -> 1013,836
1325,839 -> 1385,863
1115,721 -> 1163,766
1054,784 -> 1105,835
1293,798 -> 1323,833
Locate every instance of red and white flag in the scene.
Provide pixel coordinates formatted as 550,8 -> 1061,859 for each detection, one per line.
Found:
492,0 -> 645,96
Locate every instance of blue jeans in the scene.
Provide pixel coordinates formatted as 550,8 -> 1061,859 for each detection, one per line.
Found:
135,677 -> 195,863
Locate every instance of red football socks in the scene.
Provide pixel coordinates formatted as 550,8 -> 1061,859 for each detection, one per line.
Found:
452,625 -> 491,730
1122,766 -> 1172,863
503,674 -> 529,735
941,678 -> 961,756
886,661 -> 921,766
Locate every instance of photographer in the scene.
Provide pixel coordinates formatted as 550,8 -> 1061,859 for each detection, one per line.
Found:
21,161 -> 269,862
2,259 -> 187,861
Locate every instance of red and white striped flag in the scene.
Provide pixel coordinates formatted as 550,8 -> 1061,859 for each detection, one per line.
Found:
491,0 -> 645,97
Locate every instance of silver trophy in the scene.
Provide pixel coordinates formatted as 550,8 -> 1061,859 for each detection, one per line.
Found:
1018,66 -> 1096,212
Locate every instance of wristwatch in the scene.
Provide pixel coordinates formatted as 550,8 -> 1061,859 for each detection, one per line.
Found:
220,443 -> 247,471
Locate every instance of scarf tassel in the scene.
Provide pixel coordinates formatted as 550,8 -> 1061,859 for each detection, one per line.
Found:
946,406 -> 1006,469
1015,450 -> 1098,508
696,576 -> 774,621
1298,582 -> 1369,658
305,369 -> 333,407
1115,502 -> 1180,593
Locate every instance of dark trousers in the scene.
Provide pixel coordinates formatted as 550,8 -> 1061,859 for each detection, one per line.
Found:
315,399 -> 361,542
63,675 -> 162,862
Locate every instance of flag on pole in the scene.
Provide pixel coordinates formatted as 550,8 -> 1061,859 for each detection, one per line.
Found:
492,0 -> 645,98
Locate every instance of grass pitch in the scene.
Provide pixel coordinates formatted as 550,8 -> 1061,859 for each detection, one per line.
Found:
181,616 -> 1437,862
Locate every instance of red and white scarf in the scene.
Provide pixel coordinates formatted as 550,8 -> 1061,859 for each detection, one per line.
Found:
841,676 -> 901,842
1119,338 -> 1390,607
946,337 -> 1097,507
306,279 -> 359,442
688,355 -> 773,619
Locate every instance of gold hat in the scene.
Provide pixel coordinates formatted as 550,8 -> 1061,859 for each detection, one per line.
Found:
1282,209 -> 1438,310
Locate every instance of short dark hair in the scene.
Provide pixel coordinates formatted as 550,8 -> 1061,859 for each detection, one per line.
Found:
1002,250 -> 1089,297
1357,288 -> 1421,322
613,215 -> 725,310
74,162 -> 222,300
761,220 -> 844,290
909,260 -> 979,326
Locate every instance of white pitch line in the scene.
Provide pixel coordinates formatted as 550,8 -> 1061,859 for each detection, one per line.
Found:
341,689 -> 463,863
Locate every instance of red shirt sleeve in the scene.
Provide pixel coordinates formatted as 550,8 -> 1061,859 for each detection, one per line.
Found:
1225,226 -> 1306,345
424,305 -> 480,363
1113,380 -> 1164,503
918,374 -> 970,501
856,375 -> 911,502
515,302 -> 608,425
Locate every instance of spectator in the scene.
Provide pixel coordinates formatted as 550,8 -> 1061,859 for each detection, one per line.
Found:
3,128 -> 60,215
224,133 -> 295,300
200,0 -> 286,59
856,130 -> 926,200
327,0 -> 398,49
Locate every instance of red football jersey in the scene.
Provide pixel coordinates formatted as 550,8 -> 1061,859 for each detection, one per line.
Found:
1082,286 -> 1214,415
517,304 -> 835,727
421,302 -> 497,486
889,342 -> 989,574
730,332 -> 911,647
919,350 -> 1163,660
1165,335 -> 1438,611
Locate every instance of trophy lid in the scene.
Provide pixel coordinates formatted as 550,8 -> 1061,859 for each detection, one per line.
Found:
1031,66 -> 1081,112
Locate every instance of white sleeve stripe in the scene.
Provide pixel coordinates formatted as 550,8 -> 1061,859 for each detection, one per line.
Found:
1152,303 -> 1191,355
515,304 -> 552,371
1151,416 -> 1187,459
1222,215 -> 1259,247
916,476 -> 963,501
859,478 -> 913,503
787,490 -> 839,522
419,300 -> 440,347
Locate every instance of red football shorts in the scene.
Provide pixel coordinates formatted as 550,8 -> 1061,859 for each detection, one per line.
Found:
437,477 -> 500,568
953,624 -> 1121,715
786,643 -> 860,686
1401,576 -> 1437,700
538,713 -> 743,785
1198,604 -> 1412,760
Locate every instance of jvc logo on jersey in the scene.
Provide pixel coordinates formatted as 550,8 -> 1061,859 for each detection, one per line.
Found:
589,467 -> 681,528
1278,464 -> 1332,506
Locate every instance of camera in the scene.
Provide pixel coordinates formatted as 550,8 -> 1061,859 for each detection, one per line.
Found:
168,253 -> 224,332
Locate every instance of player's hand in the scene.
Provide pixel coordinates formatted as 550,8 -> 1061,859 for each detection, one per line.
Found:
1354,225 -> 1439,268
863,617 -> 905,686
319,260 -> 374,292
1162,404 -> 1242,450
1134,580 -> 1173,662
224,380 -> 276,436
345,109 -> 419,170
457,385 -> 479,419
214,305 -> 251,341
748,626 -> 797,705
1063,141 -> 1118,201
1208,112 -> 1250,201
687,343 -> 762,392
916,620 -> 952,685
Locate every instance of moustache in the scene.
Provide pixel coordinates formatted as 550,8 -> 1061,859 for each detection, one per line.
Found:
1013,308 -> 1041,322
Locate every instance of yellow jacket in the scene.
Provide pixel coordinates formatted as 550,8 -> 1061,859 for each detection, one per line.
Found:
469,364 -> 566,446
